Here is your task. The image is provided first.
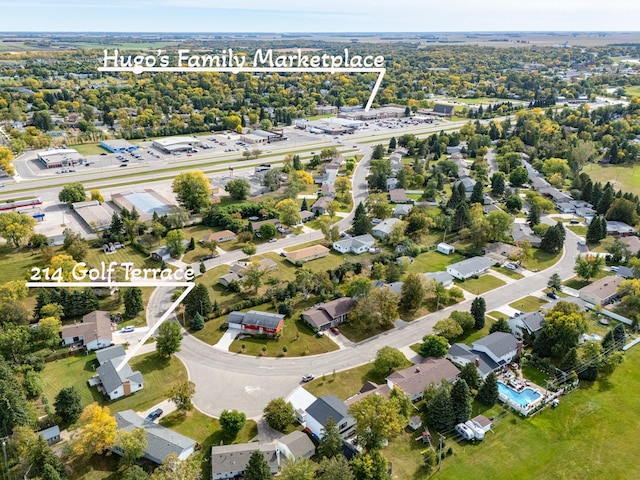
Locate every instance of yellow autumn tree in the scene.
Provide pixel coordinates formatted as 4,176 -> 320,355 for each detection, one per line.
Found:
73,403 -> 117,456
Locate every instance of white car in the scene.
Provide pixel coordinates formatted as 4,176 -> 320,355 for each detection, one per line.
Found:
504,263 -> 518,270
121,326 -> 135,333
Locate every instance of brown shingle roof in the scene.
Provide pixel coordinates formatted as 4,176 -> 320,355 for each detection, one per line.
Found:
202,230 -> 235,242
61,310 -> 112,341
286,245 -> 330,262
579,275 -> 623,301
386,358 -> 460,396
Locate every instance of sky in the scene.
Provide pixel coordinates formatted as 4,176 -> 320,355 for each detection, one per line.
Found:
0,0 -> 639,32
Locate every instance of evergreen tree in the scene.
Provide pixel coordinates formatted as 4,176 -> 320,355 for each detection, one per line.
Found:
189,312 -> 205,331
470,181 -> 484,204
489,318 -> 511,334
389,136 -> 397,151
477,372 -> 499,406
54,386 -> 82,425
586,216 -> 603,244
292,154 -> 302,170
471,297 -> 486,329
596,186 -> 614,215
244,450 -> 272,480
541,223 -> 564,253
560,348 -> 579,371
450,378 -> 472,424
601,330 -> 615,355
599,216 -> 607,240
612,323 -> 626,350
491,172 -> 506,196
458,362 -> 481,390
317,418 -> 343,459
123,287 -> 144,318
301,197 -> 309,212
591,182 -> 603,208
352,202 -> 372,235
0,359 -> 31,434
426,384 -> 454,432
183,283 -> 212,319
527,203 -> 541,227
188,237 -> 196,251
453,202 -> 469,230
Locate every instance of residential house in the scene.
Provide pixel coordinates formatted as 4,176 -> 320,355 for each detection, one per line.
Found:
408,416 -> 423,431
372,217 -> 401,239
113,410 -> 196,465
448,332 -> 521,378
606,221 -> 637,237
313,166 -> 339,185
393,204 -> 413,218
91,276 -> 117,297
389,188 -> 409,203
277,431 -> 315,461
300,210 -> 316,223
201,230 -> 236,244
578,275 -> 624,305
446,256 -> 494,280
211,443 -> 279,480
530,176 -> 550,191
508,311 -> 545,340
575,207 -> 597,220
454,176 -> 476,193
389,151 -> 404,174
150,240 -> 189,261
511,223 -> 542,248
91,345 -> 144,400
539,187 -> 572,204
39,426 -> 61,446
556,202 -> 575,214
615,266 -> 635,279
386,358 -> 460,402
226,310 -> 285,337
386,177 -> 399,191
251,218 -> 280,233
285,245 -> 330,264
437,243 -> 455,255
321,183 -> 336,198
218,259 -> 277,287
344,381 -> 392,406
373,280 -> 403,295
311,196 -> 332,215
60,310 -> 112,351
301,297 -> 354,331
483,204 -> 502,215
305,395 -> 356,440
424,271 -> 454,287
333,234 -> 375,254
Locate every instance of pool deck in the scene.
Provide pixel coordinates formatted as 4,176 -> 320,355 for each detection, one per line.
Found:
497,365 -> 549,415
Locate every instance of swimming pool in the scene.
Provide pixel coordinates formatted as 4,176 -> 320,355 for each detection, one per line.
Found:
498,381 -> 541,407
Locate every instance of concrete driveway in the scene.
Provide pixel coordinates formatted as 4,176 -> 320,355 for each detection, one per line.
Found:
213,329 -> 239,351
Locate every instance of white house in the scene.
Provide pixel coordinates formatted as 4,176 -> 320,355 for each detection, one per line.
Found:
333,234 -> 375,254
304,395 -> 355,440
91,345 -> 144,400
60,310 -> 112,351
113,410 -> 196,465
448,332 -> 521,378
446,256 -> 494,280
372,218 -> 401,239
437,243 -> 455,255
277,430 -> 316,461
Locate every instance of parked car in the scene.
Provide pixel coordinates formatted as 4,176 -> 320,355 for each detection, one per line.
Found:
504,263 -> 517,270
547,291 -> 559,300
145,408 -> 163,422
121,326 -> 135,333
302,374 -> 315,383
268,238 -> 277,243
330,327 -> 340,335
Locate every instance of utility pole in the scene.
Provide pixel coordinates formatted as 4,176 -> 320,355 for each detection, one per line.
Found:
437,434 -> 444,471
1,436 -> 10,480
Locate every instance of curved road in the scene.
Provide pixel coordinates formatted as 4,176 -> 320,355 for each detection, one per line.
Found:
145,148 -> 582,419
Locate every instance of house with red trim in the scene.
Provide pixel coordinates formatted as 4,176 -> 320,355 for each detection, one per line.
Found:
226,310 -> 285,337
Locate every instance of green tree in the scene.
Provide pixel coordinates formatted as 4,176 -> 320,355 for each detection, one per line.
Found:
400,273 -> 426,310
491,172 -> 506,195
349,394 -> 407,452
351,451 -> 390,480
172,171 -> 211,213
373,346 -> 407,378
276,198 -> 302,227
156,321 -> 182,358
0,359 -> 31,434
123,287 -> 144,318
189,312 -> 205,331
183,283 -> 212,318
533,302 -> 588,357
54,386 -> 82,424
541,222 -> 565,254
149,453 -> 202,480
574,254 -> 604,282
317,417 -> 343,459
505,195 -> 522,213
450,310 -> 475,332
489,317 -> 511,334
477,372 -> 499,406
433,317 -> 463,341
279,458 -> 315,480
419,334 -> 449,358
166,380 -> 195,413
259,222 -> 277,240
458,361 -> 481,390
123,466 -> 149,480
166,229 -> 185,257
349,287 -> 400,332
606,198 -> 638,226
509,166 -> 529,186
219,409 -> 246,438
527,203 -> 541,227
244,450 -> 272,480
426,384 -> 453,432
263,397 -> 295,432
58,182 -> 86,203
450,378 -> 472,424
318,456 -> 354,480
346,275 -> 373,299
32,110 -> 53,131
352,202 -> 372,235
471,296 -> 486,329
470,180 -> 484,204
366,193 -> 393,219
547,273 -> 562,292
116,427 -> 147,466
242,243 -> 257,257
225,178 -> 251,200
0,212 -> 37,248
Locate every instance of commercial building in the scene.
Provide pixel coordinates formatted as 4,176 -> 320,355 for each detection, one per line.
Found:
111,189 -> 177,222
72,200 -> 115,231
37,148 -> 82,169
240,129 -> 286,144
151,136 -> 202,153
99,139 -> 139,153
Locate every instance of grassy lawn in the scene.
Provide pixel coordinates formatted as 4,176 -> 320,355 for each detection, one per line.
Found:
83,244 -> 159,271
508,295 -> 548,312
626,85 -> 640,97
73,143 -> 109,156
455,274 -> 505,295
339,321 -> 394,343
522,248 -> 562,271
435,346 -> 640,480
492,266 -> 524,280
567,225 -> 588,236
563,270 -> 609,290
487,311 -> 508,321
41,351 -> 188,415
406,250 -> 465,274
0,245 -> 49,283
160,410 -> 258,478
582,162 -> 640,196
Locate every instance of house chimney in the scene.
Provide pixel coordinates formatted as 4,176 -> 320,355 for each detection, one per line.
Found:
516,340 -> 524,358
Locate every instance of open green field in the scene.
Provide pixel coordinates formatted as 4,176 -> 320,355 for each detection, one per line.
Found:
625,85 -> 640,97
435,346 -> 640,480
456,274 -> 505,295
509,295 -> 548,312
73,144 -> 108,156
0,245 -> 48,283
41,351 -> 188,416
582,162 -> 640,196
406,250 -> 464,274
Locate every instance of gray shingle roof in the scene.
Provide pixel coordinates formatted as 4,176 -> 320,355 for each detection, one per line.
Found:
306,395 -> 350,426
473,332 -> 519,359
278,430 -> 315,459
447,344 -> 499,377
115,410 -> 196,464
227,310 -> 284,329
96,344 -> 126,365
96,357 -> 143,395
211,443 -> 278,477
447,256 -> 494,277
